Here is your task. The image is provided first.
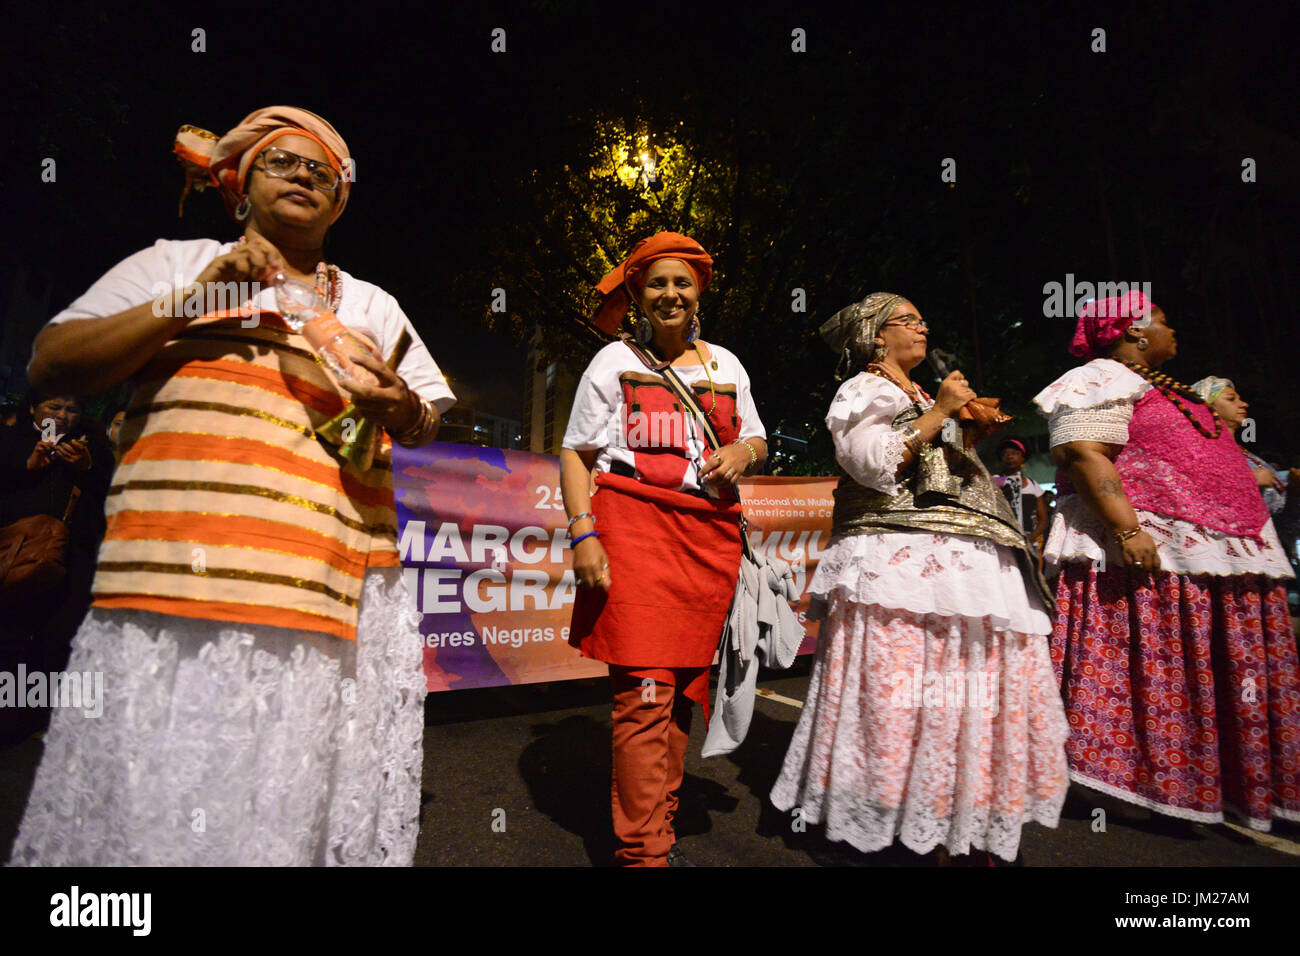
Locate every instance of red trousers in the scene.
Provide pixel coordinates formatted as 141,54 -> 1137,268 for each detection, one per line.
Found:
609,665 -> 708,866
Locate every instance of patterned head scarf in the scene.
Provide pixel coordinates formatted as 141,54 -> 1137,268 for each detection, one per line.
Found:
591,232 -> 714,335
173,106 -> 352,222
1190,376 -> 1234,405
819,292 -> 906,378
1068,291 -> 1153,360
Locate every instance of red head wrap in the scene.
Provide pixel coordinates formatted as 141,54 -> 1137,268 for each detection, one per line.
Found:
1068,290 -> 1153,360
591,232 -> 714,335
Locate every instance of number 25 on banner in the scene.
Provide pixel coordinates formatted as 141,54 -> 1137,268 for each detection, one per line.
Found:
534,486 -> 565,510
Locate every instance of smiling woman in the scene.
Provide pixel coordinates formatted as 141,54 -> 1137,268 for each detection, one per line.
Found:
562,231 -> 769,866
10,106 -> 456,867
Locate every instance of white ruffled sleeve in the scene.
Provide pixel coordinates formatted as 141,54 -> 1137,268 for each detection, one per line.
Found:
826,373 -> 913,496
1032,358 -> 1151,448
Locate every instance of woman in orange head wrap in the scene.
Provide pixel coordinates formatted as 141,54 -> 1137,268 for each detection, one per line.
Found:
12,107 -> 456,866
561,232 -> 768,866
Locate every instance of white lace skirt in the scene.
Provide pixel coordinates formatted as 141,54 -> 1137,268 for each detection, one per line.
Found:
771,597 -> 1069,861
8,567 -> 427,866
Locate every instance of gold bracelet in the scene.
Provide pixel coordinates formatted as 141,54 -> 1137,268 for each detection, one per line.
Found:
393,395 -> 437,447
900,425 -> 927,455
1113,526 -> 1141,545
736,438 -> 758,473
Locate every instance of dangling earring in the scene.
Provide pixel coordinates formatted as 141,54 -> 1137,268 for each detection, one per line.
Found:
684,315 -> 701,344
636,314 -> 654,345
876,343 -> 888,360
1136,337 -> 1149,351
234,195 -> 251,221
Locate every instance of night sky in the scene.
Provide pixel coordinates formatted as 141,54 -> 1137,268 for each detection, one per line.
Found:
3,0 -> 1297,458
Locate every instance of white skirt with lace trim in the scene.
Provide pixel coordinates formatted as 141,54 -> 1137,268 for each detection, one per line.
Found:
771,599 -> 1069,861
8,567 -> 427,866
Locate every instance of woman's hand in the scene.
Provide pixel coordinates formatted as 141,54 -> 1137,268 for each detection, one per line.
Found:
935,370 -> 976,417
26,441 -> 55,471
52,438 -> 92,471
1254,466 -> 1279,490
338,352 -> 420,433
574,537 -> 611,592
1120,529 -> 1161,573
193,233 -> 287,288
699,442 -> 752,485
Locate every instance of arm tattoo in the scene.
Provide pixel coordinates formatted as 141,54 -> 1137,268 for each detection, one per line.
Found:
1096,477 -> 1125,497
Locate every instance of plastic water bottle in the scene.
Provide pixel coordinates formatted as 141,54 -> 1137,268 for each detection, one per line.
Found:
263,269 -> 378,386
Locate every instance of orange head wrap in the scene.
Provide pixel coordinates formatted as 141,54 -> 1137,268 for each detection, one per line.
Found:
591,232 -> 714,335
172,106 -> 352,222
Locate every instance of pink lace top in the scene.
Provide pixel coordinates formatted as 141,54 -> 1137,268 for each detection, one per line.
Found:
1117,388 -> 1268,539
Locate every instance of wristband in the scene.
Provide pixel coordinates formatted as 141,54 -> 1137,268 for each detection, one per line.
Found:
570,530 -> 600,548
1113,526 -> 1141,545
567,512 -> 595,529
393,396 -> 438,447
899,425 -> 927,455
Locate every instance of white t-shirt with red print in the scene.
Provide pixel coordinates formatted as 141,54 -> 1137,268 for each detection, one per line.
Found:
563,340 -> 766,496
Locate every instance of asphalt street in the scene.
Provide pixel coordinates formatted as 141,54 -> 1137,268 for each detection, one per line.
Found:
3,660 -> 1297,868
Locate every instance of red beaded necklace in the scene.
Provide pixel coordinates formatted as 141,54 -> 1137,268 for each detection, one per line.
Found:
867,362 -> 932,405
1122,360 -> 1223,439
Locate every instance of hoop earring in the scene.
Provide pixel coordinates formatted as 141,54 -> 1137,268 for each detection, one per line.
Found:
684,315 -> 701,344
1136,337 -> 1149,351
636,314 -> 654,345
234,195 -> 251,221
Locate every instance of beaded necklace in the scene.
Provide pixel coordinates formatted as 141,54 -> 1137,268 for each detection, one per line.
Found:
692,343 -> 718,414
235,236 -> 341,311
1122,360 -> 1223,439
313,261 -> 343,311
866,362 -> 932,407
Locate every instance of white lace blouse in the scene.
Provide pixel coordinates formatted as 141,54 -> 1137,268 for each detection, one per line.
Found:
809,373 -> 1051,635
1033,360 -> 1294,578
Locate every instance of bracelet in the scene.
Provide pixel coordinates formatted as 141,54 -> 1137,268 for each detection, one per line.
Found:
393,395 -> 438,447
567,512 -> 595,529
1113,526 -> 1141,545
570,530 -> 600,548
735,439 -> 758,472
899,425 -> 927,455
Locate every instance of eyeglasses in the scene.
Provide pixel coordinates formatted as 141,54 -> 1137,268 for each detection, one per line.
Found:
255,147 -> 340,191
885,317 -> 929,332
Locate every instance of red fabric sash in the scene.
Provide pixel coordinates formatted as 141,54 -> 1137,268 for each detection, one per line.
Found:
569,472 -> 742,671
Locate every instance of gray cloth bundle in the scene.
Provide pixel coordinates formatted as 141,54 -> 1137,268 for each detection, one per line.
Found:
702,550 -> 806,758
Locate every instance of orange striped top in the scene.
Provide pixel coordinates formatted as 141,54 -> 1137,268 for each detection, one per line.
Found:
92,311 -> 401,641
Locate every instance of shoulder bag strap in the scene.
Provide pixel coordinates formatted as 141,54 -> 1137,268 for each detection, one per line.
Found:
622,337 -> 754,561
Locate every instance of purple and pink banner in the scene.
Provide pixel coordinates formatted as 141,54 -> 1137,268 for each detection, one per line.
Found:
393,442 -> 834,692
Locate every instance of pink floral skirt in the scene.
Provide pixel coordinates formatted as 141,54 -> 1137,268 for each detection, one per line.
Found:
1052,563 -> 1300,829
771,600 -> 1069,860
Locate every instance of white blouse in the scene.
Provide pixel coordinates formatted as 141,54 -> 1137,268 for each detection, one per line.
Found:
46,238 -> 457,412
1033,360 -> 1294,578
809,373 -> 1051,634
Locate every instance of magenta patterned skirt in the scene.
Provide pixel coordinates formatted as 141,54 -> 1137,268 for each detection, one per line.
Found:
1053,563 -> 1300,829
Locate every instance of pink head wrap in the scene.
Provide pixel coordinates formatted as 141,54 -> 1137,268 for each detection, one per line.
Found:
1068,290 -> 1154,360
173,106 -> 352,222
